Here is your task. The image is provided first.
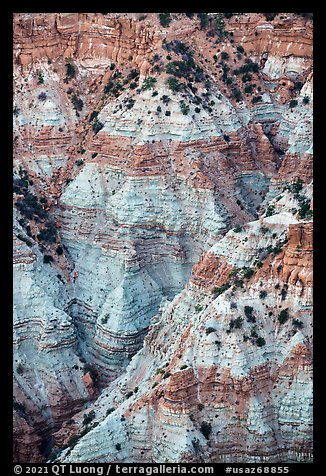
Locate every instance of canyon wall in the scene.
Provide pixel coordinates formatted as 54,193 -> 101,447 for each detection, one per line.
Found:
13,12 -> 312,463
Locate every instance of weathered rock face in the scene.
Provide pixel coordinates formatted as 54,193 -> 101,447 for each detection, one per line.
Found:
13,213 -> 96,462
58,193 -> 313,463
13,13 -> 312,463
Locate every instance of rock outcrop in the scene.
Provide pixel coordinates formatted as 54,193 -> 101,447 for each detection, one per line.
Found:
13,13 -> 313,463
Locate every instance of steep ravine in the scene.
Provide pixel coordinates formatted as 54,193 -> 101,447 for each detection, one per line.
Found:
13,12 -> 313,463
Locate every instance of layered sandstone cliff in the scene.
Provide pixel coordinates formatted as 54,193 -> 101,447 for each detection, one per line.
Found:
13,12 -> 312,463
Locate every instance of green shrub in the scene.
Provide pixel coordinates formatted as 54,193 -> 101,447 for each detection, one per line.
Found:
303,96 -> 310,105
180,364 -> 188,370
13,399 -> 26,413
166,60 -> 195,78
259,290 -> 267,299
232,88 -> 242,102
223,134 -> 230,143
198,13 -> 208,28
165,111 -> 171,116
163,371 -> 171,379
17,363 -> 24,375
127,69 -> 139,80
92,118 -> 104,134
115,443 -> 121,451
179,100 -> 190,115
288,178 -> 304,196
242,73 -> 252,83
38,92 -> 47,101
278,308 -> 289,324
195,304 -> 203,313
229,316 -> 243,330
157,106 -> 162,113
213,13 -> 226,36
256,336 -> 266,347
244,306 -> 254,318
65,62 -> 76,79
89,111 -> 99,122
293,80 -> 303,91
221,52 -> 229,60
126,98 -> 135,109
142,76 -> 157,90
233,225 -> 243,233
192,438 -> 201,449
280,284 -> 288,300
252,95 -> 262,104
101,315 -> 108,325
48,450 -> 58,462
244,84 -> 254,94
237,45 -> 244,54
293,319 -> 304,329
264,13 -> 277,21
212,283 -> 230,296
195,107 -> 201,113
242,267 -> 254,279
38,222 -> 57,243
71,94 -> 83,111
83,410 -> 95,426
56,245 -> 63,255
167,77 -> 181,92
198,403 -> 205,411
265,204 -> 275,217
125,391 -> 133,399
159,13 -> 172,27
67,434 -> 80,449
206,327 -> 215,335
289,99 -> 298,109
236,60 -> 259,74
298,199 -> 312,219
16,198 -> 43,221
260,226 -> 270,234
17,234 -> 33,247
200,421 -> 212,439
234,279 -> 244,288
161,95 -> 171,105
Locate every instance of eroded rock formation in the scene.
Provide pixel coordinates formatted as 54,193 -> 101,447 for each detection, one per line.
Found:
13,12 -> 313,463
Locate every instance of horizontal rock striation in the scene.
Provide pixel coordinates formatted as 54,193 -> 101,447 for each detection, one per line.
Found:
13,218 -> 95,462
59,192 -> 312,462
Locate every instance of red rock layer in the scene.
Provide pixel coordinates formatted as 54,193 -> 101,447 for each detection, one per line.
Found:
14,14 -> 157,69
226,14 -> 312,59
190,254 -> 233,290
257,222 -> 313,289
